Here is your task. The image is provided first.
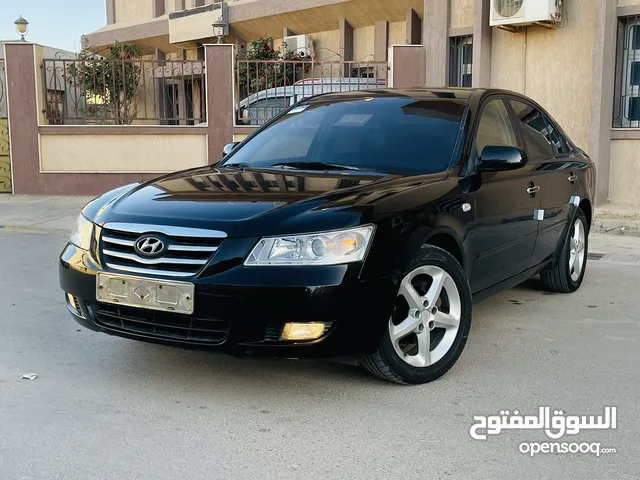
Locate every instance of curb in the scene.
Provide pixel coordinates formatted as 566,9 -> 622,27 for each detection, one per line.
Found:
0,225 -> 67,234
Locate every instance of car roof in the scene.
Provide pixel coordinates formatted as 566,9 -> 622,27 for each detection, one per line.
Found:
305,87 -> 525,104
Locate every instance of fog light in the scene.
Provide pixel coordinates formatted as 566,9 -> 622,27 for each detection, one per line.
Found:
281,323 -> 326,341
66,293 -> 85,318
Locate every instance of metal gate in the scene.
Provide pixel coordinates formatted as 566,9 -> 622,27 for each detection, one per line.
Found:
0,59 -> 11,193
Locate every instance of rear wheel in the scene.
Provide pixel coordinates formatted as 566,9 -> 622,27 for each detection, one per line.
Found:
540,209 -> 588,293
362,245 -> 472,384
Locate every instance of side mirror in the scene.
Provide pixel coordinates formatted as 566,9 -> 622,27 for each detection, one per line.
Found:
222,142 -> 241,157
478,145 -> 527,172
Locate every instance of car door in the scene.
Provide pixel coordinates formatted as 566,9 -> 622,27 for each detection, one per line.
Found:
469,97 -> 541,294
508,99 -> 576,267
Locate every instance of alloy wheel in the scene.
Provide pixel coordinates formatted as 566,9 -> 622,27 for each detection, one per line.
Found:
569,218 -> 586,282
389,265 -> 461,367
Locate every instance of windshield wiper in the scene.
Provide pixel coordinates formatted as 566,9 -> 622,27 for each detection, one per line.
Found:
270,161 -> 363,171
219,163 -> 251,171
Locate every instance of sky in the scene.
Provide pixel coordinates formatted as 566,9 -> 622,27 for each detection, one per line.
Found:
0,0 -> 106,53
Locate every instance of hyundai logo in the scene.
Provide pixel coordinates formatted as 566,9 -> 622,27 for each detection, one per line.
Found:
134,235 -> 167,258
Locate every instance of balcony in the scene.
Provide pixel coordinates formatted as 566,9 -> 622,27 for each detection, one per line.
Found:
169,3 -> 227,46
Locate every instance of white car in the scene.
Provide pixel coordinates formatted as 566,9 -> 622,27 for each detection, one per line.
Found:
237,77 -> 386,125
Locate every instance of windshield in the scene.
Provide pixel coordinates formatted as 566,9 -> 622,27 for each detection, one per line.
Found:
223,95 -> 467,175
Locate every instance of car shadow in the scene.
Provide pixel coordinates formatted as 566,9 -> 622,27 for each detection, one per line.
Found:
111,338 -> 394,391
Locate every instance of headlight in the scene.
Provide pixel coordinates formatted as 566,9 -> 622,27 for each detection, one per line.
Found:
69,214 -> 95,250
244,226 -> 374,266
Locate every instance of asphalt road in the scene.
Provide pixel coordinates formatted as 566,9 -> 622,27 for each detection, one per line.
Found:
1,229 -> 638,480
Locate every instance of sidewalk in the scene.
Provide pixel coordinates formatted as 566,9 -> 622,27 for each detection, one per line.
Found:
594,202 -> 640,236
1,194 -> 639,238
0,195 -> 93,233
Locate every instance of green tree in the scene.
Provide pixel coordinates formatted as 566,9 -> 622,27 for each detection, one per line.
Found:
67,41 -> 143,125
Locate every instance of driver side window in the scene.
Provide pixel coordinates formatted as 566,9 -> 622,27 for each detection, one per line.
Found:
474,99 -> 518,158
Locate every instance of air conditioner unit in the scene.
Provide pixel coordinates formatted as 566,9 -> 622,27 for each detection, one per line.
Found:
283,35 -> 313,57
490,0 -> 561,27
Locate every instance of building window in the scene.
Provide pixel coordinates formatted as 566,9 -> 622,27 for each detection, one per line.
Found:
449,36 -> 473,88
614,17 -> 640,127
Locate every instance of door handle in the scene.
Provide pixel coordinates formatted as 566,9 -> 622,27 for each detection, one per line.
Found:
526,186 -> 541,195
568,174 -> 578,182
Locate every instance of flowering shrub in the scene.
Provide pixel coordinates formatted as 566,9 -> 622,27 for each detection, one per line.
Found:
236,37 -> 309,98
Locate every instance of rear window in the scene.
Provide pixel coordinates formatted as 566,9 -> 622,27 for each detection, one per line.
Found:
224,96 -> 466,175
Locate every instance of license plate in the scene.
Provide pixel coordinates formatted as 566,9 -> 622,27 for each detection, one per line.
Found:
96,273 -> 195,314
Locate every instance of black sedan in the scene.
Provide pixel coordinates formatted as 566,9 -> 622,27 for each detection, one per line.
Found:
59,88 -> 595,384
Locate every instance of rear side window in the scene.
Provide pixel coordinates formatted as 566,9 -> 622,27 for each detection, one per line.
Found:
474,99 -> 518,157
510,100 -> 570,158
248,97 -> 290,122
225,96 -> 467,175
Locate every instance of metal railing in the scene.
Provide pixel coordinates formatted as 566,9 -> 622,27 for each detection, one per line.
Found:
0,60 -> 7,119
235,59 -> 388,125
41,58 -> 207,125
614,16 -> 640,128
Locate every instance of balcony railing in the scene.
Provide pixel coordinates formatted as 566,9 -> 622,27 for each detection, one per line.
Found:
235,59 -> 388,125
41,58 -> 206,125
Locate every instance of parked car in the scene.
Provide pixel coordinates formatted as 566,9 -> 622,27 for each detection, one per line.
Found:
236,77 -> 386,125
59,88 -> 595,384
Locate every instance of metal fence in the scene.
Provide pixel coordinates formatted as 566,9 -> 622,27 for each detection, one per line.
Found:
235,59 -> 388,125
41,58 -> 207,125
0,60 -> 6,119
0,59 -> 11,193
614,15 -> 640,128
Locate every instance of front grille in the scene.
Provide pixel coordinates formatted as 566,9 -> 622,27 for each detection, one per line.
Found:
100,223 -> 225,278
91,303 -> 229,344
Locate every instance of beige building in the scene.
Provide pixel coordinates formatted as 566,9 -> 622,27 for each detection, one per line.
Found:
79,0 -> 640,207
3,0 -> 636,206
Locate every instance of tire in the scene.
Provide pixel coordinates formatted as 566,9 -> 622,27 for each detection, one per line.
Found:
362,245 -> 473,385
540,208 -> 589,294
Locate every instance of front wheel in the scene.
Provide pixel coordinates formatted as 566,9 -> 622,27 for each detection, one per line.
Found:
540,208 -> 589,293
362,245 -> 473,385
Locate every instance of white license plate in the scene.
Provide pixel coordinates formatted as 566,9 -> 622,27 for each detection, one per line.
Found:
96,273 -> 195,314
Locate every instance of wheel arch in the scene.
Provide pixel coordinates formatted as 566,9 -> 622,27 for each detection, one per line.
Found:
579,198 -> 592,229
402,226 -> 467,272
424,231 -> 465,269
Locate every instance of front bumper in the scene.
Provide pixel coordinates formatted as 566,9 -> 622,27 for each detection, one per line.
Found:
59,243 -> 396,358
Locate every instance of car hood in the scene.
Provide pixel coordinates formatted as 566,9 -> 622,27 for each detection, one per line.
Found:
83,166 -> 452,237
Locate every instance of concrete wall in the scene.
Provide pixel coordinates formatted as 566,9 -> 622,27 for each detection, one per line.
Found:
115,0 -> 154,24
450,0 -> 474,28
490,0 -> 596,151
169,6 -> 224,44
389,21 -> 406,45
310,29 -> 341,61
619,0 -> 640,6
609,139 -> 640,206
166,0 -> 180,14
39,133 -> 207,173
354,25 -> 376,61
